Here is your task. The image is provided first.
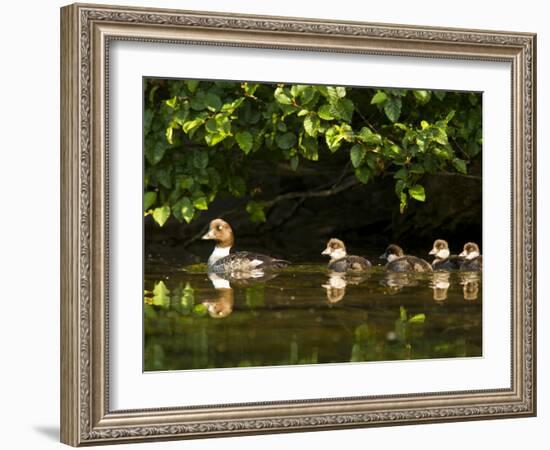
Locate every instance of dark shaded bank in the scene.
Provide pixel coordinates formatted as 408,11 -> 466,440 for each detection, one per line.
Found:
144,155 -> 481,267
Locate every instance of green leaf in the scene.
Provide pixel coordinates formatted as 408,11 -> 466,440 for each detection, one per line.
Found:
152,205 -> 170,226
318,104 -> 335,120
330,98 -> 354,122
409,184 -> 426,202
186,80 -> 199,93
399,191 -> 408,213
408,313 -> 426,324
204,92 -> 222,112
325,126 -> 342,152
165,96 -> 178,109
193,151 -> 209,169
434,90 -> 446,101
144,191 -> 157,210
298,134 -> 319,161
182,117 -> 205,135
228,176 -> 246,197
357,127 -> 382,145
193,304 -> 208,316
204,132 -> 227,146
384,96 -> 402,122
304,113 -> 320,137
413,90 -> 431,104
274,87 -> 292,105
145,142 -> 166,165
179,176 -> 194,190
325,124 -> 353,152
193,196 -> 208,211
394,167 -> 408,180
290,155 -> 299,171
276,132 -> 297,150
350,144 -> 366,168
371,91 -> 388,105
174,197 -> 195,223
236,131 -> 254,154
355,166 -> 370,184
152,281 -> 170,307
409,164 -> 425,174
246,201 -> 267,223
190,94 -> 206,111
452,158 -> 467,174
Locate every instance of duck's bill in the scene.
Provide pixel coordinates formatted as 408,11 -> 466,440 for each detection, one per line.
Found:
202,230 -> 215,240
458,251 -> 466,257
379,253 -> 387,260
429,249 -> 437,255
321,248 -> 331,255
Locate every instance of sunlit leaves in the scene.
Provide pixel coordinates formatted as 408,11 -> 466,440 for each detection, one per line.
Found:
303,113 -> 320,137
173,197 -> 194,223
144,78 -> 482,224
152,205 -> 170,226
318,104 -> 335,120
274,87 -> 293,105
408,184 -> 426,202
325,123 -> 353,152
370,91 -> 388,105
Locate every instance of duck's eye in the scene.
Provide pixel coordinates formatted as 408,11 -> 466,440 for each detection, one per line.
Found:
217,225 -> 222,230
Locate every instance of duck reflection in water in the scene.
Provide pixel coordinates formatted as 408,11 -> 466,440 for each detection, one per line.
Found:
322,272 -> 369,304
431,272 -> 451,302
202,271 -> 281,318
460,271 -> 480,301
200,273 -> 235,319
380,272 -> 417,294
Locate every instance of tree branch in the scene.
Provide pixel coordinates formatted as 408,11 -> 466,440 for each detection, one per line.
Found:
263,176 -> 360,208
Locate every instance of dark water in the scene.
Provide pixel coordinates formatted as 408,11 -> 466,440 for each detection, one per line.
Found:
144,265 -> 482,372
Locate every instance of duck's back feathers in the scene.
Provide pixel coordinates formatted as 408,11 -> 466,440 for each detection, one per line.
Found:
432,255 -> 463,270
328,255 -> 372,272
387,256 -> 433,273
460,255 -> 482,271
209,251 -> 289,273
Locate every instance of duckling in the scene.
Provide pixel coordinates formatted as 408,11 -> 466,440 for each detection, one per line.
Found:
380,244 -> 433,273
202,218 -> 290,274
429,239 -> 463,270
321,238 -> 372,272
459,242 -> 482,271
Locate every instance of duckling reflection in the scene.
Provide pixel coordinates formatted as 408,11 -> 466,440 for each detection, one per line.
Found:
460,271 -> 480,301
431,272 -> 451,302
321,272 -> 370,304
380,272 -> 417,294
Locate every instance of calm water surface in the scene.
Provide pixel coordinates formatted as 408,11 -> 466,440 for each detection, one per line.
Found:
144,265 -> 482,371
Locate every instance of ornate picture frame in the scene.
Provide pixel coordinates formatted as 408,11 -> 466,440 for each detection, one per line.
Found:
60,3 -> 536,446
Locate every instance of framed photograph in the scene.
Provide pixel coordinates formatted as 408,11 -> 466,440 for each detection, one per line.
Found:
60,3 -> 536,446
